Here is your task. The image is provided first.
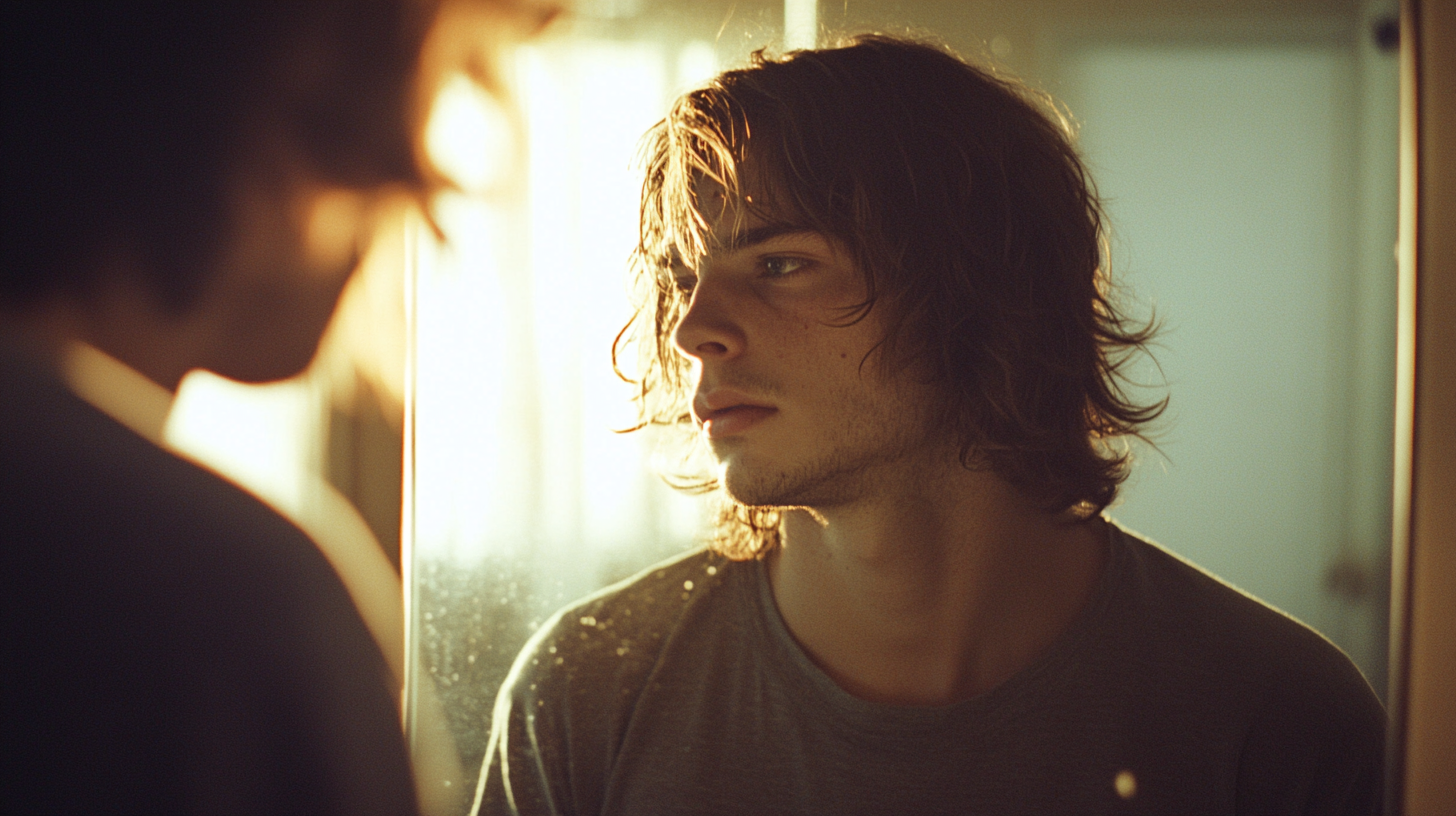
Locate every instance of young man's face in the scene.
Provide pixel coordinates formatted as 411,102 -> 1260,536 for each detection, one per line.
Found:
671,181 -> 942,509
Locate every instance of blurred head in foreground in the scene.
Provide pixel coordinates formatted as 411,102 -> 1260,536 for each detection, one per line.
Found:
1,1 -> 439,387
619,35 -> 1162,558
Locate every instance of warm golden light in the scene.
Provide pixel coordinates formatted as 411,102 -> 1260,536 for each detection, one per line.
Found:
407,36 -> 725,809
302,188 -> 368,273
316,199 -> 413,410
784,0 -> 818,50
424,73 -> 512,193
410,40 -> 717,568
166,372 -> 317,517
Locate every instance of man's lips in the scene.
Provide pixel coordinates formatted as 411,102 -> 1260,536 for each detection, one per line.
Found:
701,405 -> 776,438
694,390 -> 777,439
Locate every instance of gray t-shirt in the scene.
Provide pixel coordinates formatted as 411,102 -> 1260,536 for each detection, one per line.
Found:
475,522 -> 1384,815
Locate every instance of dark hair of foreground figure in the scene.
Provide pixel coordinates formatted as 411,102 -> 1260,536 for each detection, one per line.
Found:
1,1 -> 432,312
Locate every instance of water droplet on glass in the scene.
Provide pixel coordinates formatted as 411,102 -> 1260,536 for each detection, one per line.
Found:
580,615 -> 597,627
706,565 -> 718,576
683,580 -> 694,591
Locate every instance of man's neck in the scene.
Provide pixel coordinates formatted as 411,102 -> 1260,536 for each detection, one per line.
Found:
767,463 -> 1108,707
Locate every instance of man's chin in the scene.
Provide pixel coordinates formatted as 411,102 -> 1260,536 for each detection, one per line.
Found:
719,464 -> 774,508
720,459 -> 810,509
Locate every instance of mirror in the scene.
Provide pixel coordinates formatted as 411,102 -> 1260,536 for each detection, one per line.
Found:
399,1 -> 1401,810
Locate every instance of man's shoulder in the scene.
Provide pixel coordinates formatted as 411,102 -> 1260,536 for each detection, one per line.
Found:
1111,522 -> 1376,692
2,353 -> 325,583
2,354 -> 376,672
1,355 -> 414,814
482,548 -> 747,815
1106,522 -> 1386,813
506,547 -> 740,699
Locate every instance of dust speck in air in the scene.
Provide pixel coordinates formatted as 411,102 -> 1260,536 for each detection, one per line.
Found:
1114,770 -> 1137,799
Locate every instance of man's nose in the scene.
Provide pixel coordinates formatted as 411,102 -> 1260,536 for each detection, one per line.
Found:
672,277 -> 744,362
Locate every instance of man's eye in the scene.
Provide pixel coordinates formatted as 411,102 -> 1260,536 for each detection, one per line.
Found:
673,275 -> 697,294
761,256 -> 808,278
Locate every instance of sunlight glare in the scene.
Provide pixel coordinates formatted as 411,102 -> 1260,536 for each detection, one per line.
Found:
523,41 -> 667,556
412,195 -> 519,562
411,39 -> 713,574
675,41 -> 717,92
166,372 -> 318,518
784,0 -> 817,50
424,74 -> 512,193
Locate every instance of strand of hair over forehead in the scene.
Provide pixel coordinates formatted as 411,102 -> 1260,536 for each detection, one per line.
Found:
619,90 -> 739,436
657,86 -> 748,264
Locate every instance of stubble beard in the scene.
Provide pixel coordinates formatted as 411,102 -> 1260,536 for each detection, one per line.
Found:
717,385 -> 938,511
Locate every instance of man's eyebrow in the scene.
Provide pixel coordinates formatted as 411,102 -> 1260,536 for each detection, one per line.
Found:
710,224 -> 820,253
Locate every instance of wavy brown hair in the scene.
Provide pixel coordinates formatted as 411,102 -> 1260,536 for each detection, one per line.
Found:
615,35 -> 1163,559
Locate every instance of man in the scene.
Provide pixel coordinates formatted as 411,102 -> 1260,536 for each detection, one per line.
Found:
478,36 -> 1386,815
0,4 -> 432,812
